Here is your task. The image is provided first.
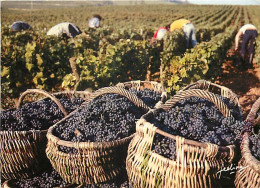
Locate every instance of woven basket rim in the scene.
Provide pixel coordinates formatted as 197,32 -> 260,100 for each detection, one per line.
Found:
47,131 -> 135,150
145,150 -> 215,169
0,129 -> 47,135
138,115 -> 232,153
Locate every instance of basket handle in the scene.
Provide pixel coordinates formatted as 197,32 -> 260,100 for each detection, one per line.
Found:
246,97 -> 260,126
85,86 -> 151,111
181,79 -> 211,91
161,89 -> 232,117
241,132 -> 260,172
116,80 -> 165,93
16,89 -> 68,116
181,80 -> 240,108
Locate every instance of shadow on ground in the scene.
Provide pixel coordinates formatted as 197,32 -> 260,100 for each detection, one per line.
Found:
215,49 -> 260,117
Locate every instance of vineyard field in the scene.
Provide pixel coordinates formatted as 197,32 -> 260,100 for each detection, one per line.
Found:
1,3 -> 260,113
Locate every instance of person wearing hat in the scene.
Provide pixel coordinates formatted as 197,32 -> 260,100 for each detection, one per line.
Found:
47,22 -> 82,38
10,21 -> 32,31
235,24 -> 258,67
88,14 -> 102,29
170,19 -> 197,48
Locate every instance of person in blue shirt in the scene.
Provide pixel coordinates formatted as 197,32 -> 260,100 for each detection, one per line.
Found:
10,21 -> 32,31
88,14 -> 102,29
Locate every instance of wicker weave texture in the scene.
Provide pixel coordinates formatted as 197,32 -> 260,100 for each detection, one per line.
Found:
1,90 -> 89,180
46,86 -> 150,184
0,130 -> 46,180
180,79 -> 241,108
46,135 -> 133,184
126,89 -> 236,188
126,120 -> 233,188
235,97 -> 260,188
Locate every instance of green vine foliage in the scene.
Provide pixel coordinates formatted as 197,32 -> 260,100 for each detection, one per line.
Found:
2,4 -> 257,109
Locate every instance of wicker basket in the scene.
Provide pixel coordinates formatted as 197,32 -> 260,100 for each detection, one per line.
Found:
180,79 -> 241,108
1,89 -> 90,180
126,89 -> 236,188
46,86 -> 151,185
116,80 -> 167,108
235,97 -> 260,188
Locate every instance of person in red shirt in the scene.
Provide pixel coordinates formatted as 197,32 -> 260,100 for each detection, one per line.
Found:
151,24 -> 170,46
152,24 -> 170,41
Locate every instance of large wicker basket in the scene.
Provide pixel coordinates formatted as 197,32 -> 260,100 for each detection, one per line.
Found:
46,86 -> 151,185
1,89 -> 90,180
126,89 -> 237,188
235,97 -> 260,188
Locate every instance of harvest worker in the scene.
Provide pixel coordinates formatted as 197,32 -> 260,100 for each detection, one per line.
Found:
170,19 -> 197,48
152,24 -> 170,41
88,14 -> 102,29
47,22 -> 82,38
10,21 -> 33,31
235,24 -> 258,67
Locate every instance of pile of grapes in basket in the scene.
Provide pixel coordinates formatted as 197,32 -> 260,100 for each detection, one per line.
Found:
1,97 -> 85,131
149,94 -> 245,160
53,92 -> 149,154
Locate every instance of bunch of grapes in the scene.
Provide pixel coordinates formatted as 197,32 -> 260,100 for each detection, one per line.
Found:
149,95 -> 245,160
249,126 -> 260,160
10,169 -> 69,188
128,88 -> 162,108
1,97 -> 85,131
53,93 -> 147,154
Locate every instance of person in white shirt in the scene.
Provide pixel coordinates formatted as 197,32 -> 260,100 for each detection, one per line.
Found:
47,22 -> 82,38
10,21 -> 32,31
235,24 -> 258,67
88,14 -> 102,29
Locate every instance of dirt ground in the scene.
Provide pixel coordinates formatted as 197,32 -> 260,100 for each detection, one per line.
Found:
215,48 -> 260,118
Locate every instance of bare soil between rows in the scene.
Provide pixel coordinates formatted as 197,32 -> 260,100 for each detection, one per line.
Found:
215,48 -> 260,118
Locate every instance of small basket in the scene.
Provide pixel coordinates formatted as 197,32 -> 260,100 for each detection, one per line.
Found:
126,89 -> 236,188
0,89 -> 90,180
116,80 -> 167,107
180,79 -> 241,108
46,86 -> 151,185
235,97 -> 260,188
